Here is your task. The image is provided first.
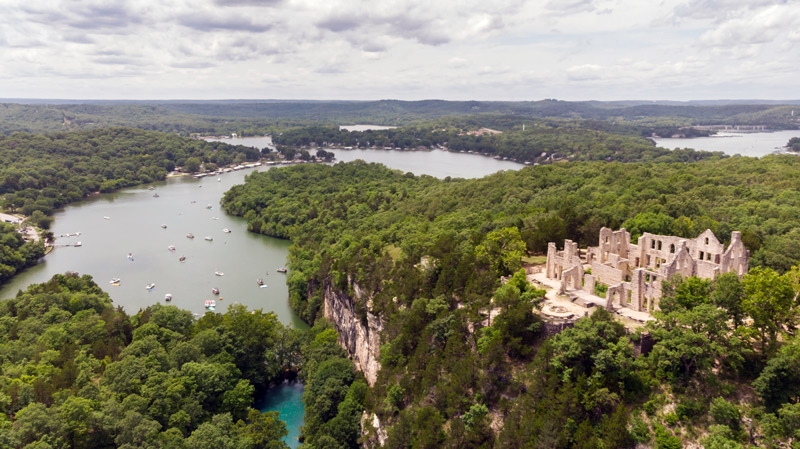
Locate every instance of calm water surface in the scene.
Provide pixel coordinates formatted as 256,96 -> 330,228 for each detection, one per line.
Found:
339,124 -> 397,132
0,167 -> 306,327
256,381 -> 305,448
217,135 -> 525,178
653,130 -> 800,157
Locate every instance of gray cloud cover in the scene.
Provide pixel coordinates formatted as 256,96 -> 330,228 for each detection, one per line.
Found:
0,0 -> 797,100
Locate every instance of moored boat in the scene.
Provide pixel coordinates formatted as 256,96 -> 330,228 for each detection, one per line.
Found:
186,233 -> 195,239
168,245 -> 176,252
161,224 -> 167,229
165,294 -> 172,301
212,288 -> 220,295
257,278 -> 263,285
179,256 -> 186,262
110,278 -> 121,284
215,271 -> 224,276
277,267 -> 288,273
223,228 -> 231,233
205,236 -> 213,241
146,283 -> 155,290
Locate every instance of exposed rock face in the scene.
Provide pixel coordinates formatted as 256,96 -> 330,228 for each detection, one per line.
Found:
322,279 -> 382,386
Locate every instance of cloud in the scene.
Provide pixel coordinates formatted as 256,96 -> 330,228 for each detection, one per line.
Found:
0,0 -> 798,100
698,4 -> 800,48
176,11 -> 274,32
566,64 -> 604,81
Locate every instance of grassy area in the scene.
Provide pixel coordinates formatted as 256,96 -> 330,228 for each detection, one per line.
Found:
522,255 -> 547,265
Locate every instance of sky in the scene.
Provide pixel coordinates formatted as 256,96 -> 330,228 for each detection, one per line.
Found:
1,0 -> 798,101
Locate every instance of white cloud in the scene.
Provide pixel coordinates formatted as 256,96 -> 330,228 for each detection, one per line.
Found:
0,0 -> 797,100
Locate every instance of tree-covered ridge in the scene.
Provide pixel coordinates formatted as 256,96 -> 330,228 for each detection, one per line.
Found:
0,103 -> 299,137
222,160 -> 800,448
2,100 -> 798,136
224,157 -> 800,320
274,122 -> 725,164
0,128 -> 262,221
0,272 -> 331,448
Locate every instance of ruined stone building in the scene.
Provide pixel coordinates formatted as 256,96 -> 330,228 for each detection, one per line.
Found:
545,227 -> 749,313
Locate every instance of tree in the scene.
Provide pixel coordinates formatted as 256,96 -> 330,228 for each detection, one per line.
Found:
648,304 -> 739,381
475,227 -> 526,277
712,272 -> 746,326
753,337 -> 800,410
742,267 -> 796,357
184,157 -> 202,173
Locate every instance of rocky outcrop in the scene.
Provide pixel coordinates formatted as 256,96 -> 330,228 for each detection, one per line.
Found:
361,412 -> 388,449
323,279 -> 383,386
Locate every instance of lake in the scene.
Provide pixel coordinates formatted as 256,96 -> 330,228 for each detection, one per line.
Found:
653,130 -> 800,157
214,135 -> 525,179
339,124 -> 397,132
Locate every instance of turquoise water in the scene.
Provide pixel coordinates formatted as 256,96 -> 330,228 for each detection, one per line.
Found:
256,381 -> 305,448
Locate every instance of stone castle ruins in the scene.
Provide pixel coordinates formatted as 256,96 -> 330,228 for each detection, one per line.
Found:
545,227 -> 749,314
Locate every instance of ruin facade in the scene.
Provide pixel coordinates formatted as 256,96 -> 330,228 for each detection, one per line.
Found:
545,227 -> 749,313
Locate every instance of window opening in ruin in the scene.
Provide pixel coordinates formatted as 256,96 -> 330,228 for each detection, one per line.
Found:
651,240 -> 655,249
715,254 -> 720,264
707,253 -> 712,261
670,243 -> 675,253
705,237 -> 709,245
627,291 -> 632,304
658,241 -> 662,250
699,251 -> 705,260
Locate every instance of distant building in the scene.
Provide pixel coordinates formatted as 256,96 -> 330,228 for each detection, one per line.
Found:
545,227 -> 749,314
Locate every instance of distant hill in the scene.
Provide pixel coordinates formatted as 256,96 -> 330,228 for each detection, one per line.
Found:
1,99 -> 798,135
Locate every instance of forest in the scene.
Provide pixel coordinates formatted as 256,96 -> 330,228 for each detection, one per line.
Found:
221,158 -> 800,448
0,272 -> 363,449
0,128 -> 262,224
2,100 -> 798,137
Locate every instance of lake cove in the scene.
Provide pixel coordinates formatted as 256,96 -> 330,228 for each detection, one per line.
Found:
208,135 -> 525,179
653,130 -> 800,157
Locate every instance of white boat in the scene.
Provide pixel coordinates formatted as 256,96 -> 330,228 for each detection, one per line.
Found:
214,271 -> 224,276
165,294 -> 172,301
205,236 -> 213,241
146,283 -> 155,290
103,216 -> 110,220
223,228 -> 231,233
206,204 -> 213,209
212,217 -> 220,220
186,233 -> 195,239
217,178 -> 221,182
75,242 -> 82,247
161,224 -> 167,229
260,284 -> 268,289
168,245 -> 176,252
110,278 -> 121,284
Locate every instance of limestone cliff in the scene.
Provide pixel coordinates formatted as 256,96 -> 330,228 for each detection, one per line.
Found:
322,279 -> 383,386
